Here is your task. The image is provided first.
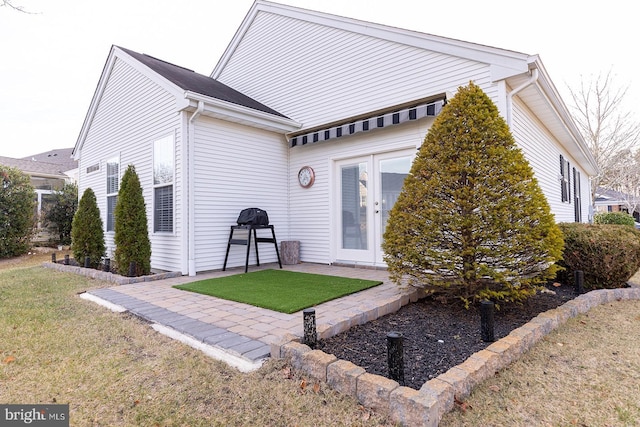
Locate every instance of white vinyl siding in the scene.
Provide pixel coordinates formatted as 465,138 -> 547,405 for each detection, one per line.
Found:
191,116 -> 289,273
217,11 -> 494,128
77,57 -> 183,272
511,98 -> 591,223
289,117 -> 434,264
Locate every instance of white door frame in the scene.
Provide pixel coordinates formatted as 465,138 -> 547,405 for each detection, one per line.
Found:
333,148 -> 415,266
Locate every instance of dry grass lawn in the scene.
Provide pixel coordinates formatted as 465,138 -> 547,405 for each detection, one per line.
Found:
441,297 -> 640,426
4,249 -> 640,426
0,251 -> 393,426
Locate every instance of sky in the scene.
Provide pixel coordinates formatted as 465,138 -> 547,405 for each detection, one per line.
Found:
1,0 -> 637,159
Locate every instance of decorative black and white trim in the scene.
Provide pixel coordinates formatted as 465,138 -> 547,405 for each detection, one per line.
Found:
289,99 -> 445,147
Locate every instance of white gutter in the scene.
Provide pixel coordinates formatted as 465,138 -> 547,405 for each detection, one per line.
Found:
506,68 -> 539,126
186,100 -> 204,276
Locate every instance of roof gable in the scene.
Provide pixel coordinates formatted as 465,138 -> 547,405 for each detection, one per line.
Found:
117,47 -> 287,118
212,0 -> 531,81
74,45 -> 296,159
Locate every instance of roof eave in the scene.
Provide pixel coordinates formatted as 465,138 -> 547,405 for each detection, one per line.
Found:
183,91 -> 301,133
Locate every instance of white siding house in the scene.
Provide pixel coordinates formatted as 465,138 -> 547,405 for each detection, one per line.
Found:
73,0 -> 598,275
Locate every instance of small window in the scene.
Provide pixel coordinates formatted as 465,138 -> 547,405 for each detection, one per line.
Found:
573,168 -> 582,222
560,155 -> 571,203
86,163 -> 99,174
106,157 -> 119,232
153,134 -> 174,233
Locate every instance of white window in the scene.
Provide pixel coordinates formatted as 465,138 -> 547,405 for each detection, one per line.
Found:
106,157 -> 120,232
560,155 -> 571,203
153,134 -> 174,233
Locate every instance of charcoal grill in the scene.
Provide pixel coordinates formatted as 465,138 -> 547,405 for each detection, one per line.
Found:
222,208 -> 282,273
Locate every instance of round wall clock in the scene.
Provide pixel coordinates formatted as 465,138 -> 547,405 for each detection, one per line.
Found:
298,166 -> 315,188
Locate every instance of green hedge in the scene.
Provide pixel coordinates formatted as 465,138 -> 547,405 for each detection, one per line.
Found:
593,211 -> 636,227
559,222 -> 640,290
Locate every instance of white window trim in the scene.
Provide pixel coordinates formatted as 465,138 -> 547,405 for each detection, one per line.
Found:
106,155 -> 120,233
152,133 -> 175,234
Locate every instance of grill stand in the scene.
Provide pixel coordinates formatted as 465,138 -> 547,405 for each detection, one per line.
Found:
222,224 -> 282,273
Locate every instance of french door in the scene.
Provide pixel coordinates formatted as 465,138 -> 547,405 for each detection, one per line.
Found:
336,150 -> 414,265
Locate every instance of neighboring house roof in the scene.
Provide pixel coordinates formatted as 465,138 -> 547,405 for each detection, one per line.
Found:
20,148 -> 77,173
595,187 -> 638,205
117,47 -> 288,118
0,155 -> 70,179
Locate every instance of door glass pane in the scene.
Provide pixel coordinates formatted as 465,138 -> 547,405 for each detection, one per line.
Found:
380,157 -> 411,235
341,162 -> 368,250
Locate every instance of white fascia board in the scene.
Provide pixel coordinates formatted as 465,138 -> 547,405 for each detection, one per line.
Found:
74,46 -> 186,160
114,47 -> 185,100
183,91 -> 301,133
530,58 -> 599,176
74,46 -> 119,160
213,0 -> 531,79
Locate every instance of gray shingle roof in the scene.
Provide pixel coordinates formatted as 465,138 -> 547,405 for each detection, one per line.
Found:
20,148 -> 77,172
118,46 -> 287,118
0,156 -> 70,177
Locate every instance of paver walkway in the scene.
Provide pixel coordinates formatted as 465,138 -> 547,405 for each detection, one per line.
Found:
85,263 -> 416,370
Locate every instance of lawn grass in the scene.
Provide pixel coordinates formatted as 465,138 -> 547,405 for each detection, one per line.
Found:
440,298 -> 640,426
0,261 -> 391,426
173,269 -> 382,313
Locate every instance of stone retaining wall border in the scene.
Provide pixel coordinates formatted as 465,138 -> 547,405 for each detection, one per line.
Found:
273,287 -> 640,427
42,262 -> 181,285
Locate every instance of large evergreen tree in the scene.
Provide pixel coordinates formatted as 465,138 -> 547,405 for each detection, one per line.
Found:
71,187 -> 105,268
382,82 -> 563,305
114,165 -> 151,276
0,165 -> 35,258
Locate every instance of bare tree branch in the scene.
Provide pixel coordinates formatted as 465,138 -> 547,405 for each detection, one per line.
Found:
1,0 -> 34,13
568,70 -> 640,208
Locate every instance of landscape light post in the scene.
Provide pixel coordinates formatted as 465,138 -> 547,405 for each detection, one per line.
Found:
481,300 -> 495,342
387,331 -> 405,385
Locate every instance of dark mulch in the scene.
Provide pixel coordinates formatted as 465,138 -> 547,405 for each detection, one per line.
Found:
317,283 -> 577,390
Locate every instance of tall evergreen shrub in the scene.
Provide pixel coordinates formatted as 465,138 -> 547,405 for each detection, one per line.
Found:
44,182 -> 78,245
71,188 -> 105,268
0,165 -> 36,258
114,165 -> 151,276
382,82 -> 564,305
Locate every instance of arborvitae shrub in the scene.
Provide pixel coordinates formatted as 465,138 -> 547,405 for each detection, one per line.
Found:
71,188 -> 105,268
593,211 -> 636,227
558,222 -> 640,289
0,165 -> 36,258
44,182 -> 78,245
114,165 -> 151,276
382,82 -> 564,305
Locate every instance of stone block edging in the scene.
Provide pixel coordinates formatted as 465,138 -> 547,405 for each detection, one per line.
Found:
274,287 -> 640,427
42,262 -> 181,284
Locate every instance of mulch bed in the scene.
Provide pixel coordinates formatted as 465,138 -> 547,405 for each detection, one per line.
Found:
317,282 -> 577,390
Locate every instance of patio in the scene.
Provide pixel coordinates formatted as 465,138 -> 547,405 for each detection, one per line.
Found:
81,263 -> 419,371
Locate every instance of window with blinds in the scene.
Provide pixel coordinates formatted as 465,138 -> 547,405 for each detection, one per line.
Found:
106,157 -> 119,231
153,134 -> 174,233
560,155 -> 571,203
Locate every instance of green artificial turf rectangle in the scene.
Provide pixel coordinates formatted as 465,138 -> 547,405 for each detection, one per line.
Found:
173,269 -> 382,314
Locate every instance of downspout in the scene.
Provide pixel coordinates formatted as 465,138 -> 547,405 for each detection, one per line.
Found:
506,68 -> 539,126
187,100 -> 205,276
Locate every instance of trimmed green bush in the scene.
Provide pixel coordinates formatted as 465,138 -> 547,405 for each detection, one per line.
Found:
71,188 -> 105,268
114,165 -> 151,276
593,211 -> 636,227
559,222 -> 640,289
44,182 -> 78,245
0,165 -> 36,258
382,82 -> 564,305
